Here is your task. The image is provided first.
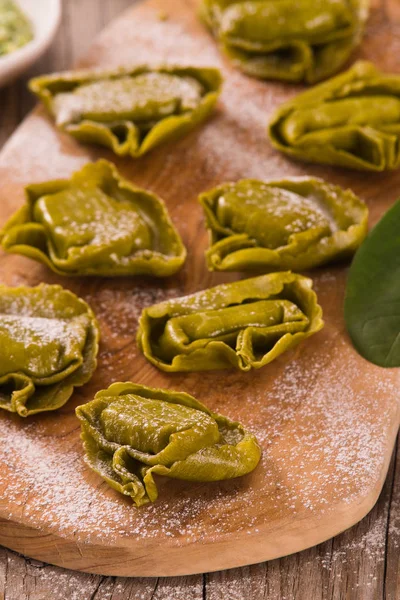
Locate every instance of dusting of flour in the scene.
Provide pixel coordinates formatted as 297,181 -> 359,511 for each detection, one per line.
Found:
0,1 -> 398,554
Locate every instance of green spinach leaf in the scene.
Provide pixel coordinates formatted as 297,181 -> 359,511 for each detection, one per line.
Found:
345,199 -> 400,367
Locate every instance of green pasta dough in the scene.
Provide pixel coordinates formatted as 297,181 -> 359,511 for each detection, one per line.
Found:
0,284 -> 99,417
269,61 -> 400,171
137,272 -> 323,372
29,65 -> 223,156
0,160 -> 186,277
200,177 -> 368,272
76,382 -> 262,506
201,0 -> 369,83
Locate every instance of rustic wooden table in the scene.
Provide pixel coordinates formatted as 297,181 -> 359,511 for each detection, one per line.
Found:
0,0 -> 399,598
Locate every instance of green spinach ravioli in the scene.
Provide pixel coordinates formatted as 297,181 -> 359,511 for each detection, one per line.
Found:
269,61 -> 400,171
0,284 -> 99,417
200,177 -> 368,272
0,160 -> 186,277
76,382 -> 261,506
29,65 -> 223,156
201,0 -> 369,83
137,272 -> 323,372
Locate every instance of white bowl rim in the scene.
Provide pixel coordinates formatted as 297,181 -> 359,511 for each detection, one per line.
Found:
0,0 -> 62,86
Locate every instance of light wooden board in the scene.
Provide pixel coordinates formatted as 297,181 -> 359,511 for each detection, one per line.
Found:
0,0 -> 399,578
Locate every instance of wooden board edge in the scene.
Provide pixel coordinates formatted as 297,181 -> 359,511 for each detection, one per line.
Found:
0,425 -> 395,577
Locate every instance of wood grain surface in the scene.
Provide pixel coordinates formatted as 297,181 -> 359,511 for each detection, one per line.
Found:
0,0 -> 399,597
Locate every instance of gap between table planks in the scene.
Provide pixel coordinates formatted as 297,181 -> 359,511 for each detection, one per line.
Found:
0,0 -> 399,584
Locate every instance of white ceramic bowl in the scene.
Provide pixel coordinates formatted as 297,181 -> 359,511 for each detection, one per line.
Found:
0,0 -> 61,88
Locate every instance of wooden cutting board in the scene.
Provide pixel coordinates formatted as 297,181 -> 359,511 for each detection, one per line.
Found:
0,0 -> 399,578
